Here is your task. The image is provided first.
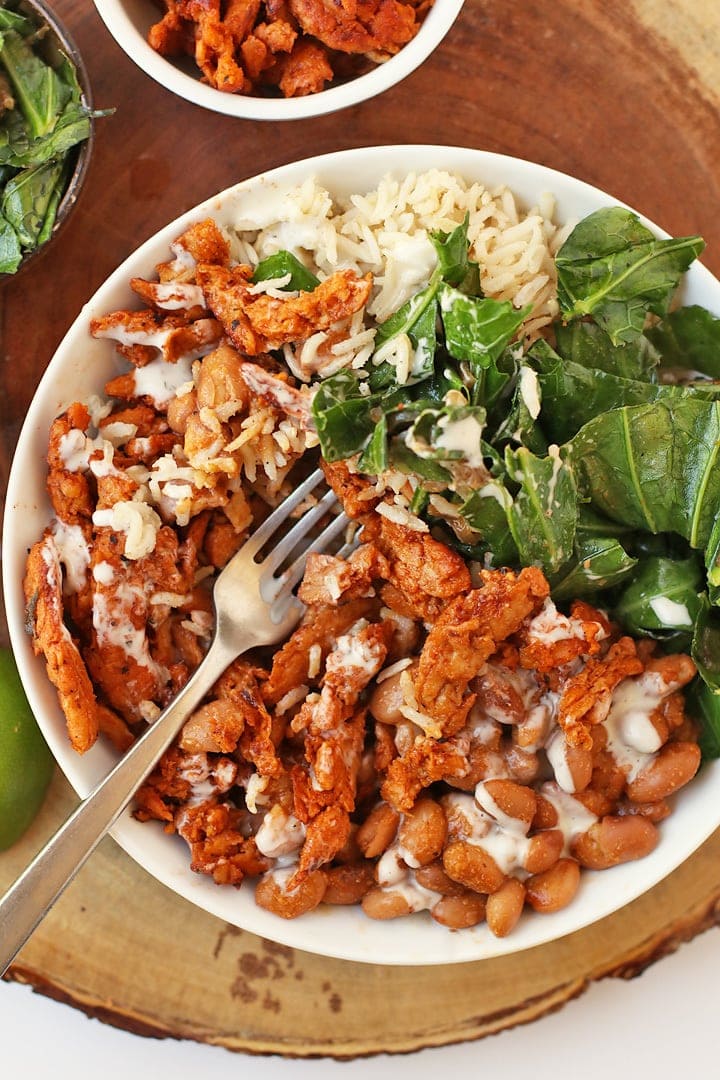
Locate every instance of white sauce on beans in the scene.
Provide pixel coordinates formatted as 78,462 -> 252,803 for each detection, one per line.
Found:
255,805 -> 306,860
604,673 -> 665,780
540,782 -> 597,855
475,781 -> 530,837
446,792 -> 530,877
545,729 -> 577,793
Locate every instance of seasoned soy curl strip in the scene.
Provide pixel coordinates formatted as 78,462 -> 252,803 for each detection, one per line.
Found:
24,535 -> 99,753
197,262 -> 372,355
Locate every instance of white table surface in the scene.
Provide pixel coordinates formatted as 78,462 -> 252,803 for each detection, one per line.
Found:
2,922 -> 718,1077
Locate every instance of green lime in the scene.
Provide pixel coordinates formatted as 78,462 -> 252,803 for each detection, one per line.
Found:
0,647 -> 55,851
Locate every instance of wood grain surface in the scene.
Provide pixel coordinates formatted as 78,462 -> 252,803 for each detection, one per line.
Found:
2,0 -> 720,1057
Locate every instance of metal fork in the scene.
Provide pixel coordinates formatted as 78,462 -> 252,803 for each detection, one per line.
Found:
0,468 -> 348,976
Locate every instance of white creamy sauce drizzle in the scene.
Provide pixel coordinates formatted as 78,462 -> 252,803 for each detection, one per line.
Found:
255,805 -> 306,860
376,838 -> 442,913
527,598 -> 590,645
92,561 -> 115,585
326,619 -> 383,679
435,413 -> 485,469
540,782 -> 597,855
519,365 -> 541,419
133,354 -> 194,407
445,792 -> 530,878
603,672 -> 665,780
92,581 -> 164,679
51,520 -> 90,595
649,596 -> 693,627
545,729 -> 576,793
152,282 -> 205,310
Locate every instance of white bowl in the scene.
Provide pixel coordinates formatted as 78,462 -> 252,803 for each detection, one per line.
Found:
5,145 -> 720,965
92,0 -> 465,121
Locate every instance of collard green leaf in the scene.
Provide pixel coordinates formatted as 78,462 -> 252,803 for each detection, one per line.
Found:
0,101 -> 90,168
691,594 -> 720,693
405,403 -> 486,468
369,296 -> 437,392
441,286 -> 530,369
0,9 -> 34,34
705,513 -> 720,603
504,446 -> 577,573
615,556 -> 702,636
0,210 -> 20,272
357,412 -> 388,475
431,214 -> 471,287
251,250 -> 319,292
1,156 -> 63,247
311,370 -> 378,462
556,207 -> 704,344
550,535 -> 638,602
576,505 -> 636,538
569,399 -> 720,549
530,338 -> 717,444
389,436 -> 451,483
0,29 -> 64,139
646,305 -> 720,380
554,320 -> 659,380
459,481 -> 518,565
492,359 -> 547,453
374,280 -> 437,352
687,678 -> 720,759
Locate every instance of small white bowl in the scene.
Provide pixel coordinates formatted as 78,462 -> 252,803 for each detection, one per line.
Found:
5,145 -> 720,966
92,0 -> 465,120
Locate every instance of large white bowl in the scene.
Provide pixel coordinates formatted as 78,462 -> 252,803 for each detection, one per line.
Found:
5,145 -> 720,965
93,0 -> 465,121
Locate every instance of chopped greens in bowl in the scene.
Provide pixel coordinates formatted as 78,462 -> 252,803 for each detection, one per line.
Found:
0,0 -> 101,275
306,207 -> 720,756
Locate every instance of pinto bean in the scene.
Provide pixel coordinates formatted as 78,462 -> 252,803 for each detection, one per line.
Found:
356,802 -> 400,858
524,829 -> 564,874
368,671 -> 406,726
323,864 -> 375,905
415,860 -> 466,896
486,878 -> 526,938
626,742 -> 701,803
525,859 -> 580,914
398,798 -> 447,866
532,795 -> 559,831
361,887 -> 413,920
504,744 -> 540,784
480,778 -> 537,831
572,815 -> 658,870
255,869 -> 327,919
443,840 -> 505,895
431,891 -> 487,929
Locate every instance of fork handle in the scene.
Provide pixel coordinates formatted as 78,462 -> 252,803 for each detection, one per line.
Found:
0,636 -> 235,977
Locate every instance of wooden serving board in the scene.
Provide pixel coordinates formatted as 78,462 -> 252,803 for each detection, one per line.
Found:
2,0 -> 720,1057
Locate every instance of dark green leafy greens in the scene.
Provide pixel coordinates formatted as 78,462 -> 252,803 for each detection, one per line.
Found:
306,200 -> 720,756
0,2 -> 106,273
556,206 -> 704,344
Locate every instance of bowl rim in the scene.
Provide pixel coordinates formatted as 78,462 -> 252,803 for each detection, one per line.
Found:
92,0 -> 465,121
0,0 -> 95,280
5,143 -> 720,966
